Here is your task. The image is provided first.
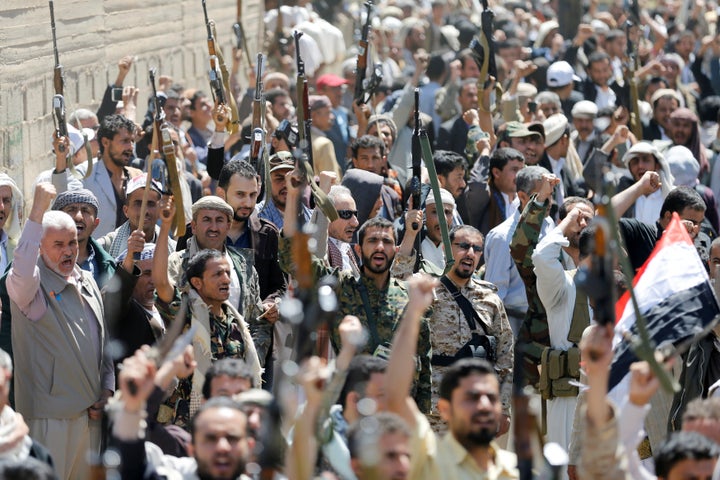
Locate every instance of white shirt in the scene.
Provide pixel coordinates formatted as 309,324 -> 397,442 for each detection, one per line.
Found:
499,192 -> 520,219
421,237 -> 445,271
634,188 -> 664,225
547,154 -> 566,206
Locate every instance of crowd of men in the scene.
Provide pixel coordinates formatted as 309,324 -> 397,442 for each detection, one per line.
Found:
5,0 -> 720,478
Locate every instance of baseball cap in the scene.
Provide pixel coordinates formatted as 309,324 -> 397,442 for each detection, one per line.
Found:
547,61 -> 581,88
316,74 -> 348,90
268,151 -> 295,173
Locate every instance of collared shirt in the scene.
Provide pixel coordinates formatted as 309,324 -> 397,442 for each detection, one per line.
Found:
499,192 -> 520,220
79,242 -> 99,282
547,154 -> 566,206
227,227 -> 252,250
256,198 -> 311,231
328,237 -> 357,274
595,86 -> 617,110
410,411 -> 519,480
421,237 -> 445,271
634,188 -> 664,225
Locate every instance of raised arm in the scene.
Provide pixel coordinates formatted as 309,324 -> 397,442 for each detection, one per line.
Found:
152,196 -> 176,304
384,274 -> 438,428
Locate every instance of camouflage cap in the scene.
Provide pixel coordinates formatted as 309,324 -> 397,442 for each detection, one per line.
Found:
505,121 -> 544,139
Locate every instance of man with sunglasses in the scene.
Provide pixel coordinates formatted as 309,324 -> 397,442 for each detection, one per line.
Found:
426,225 -> 513,434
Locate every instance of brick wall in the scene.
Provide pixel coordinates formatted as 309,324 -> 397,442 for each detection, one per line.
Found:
0,0 -> 263,209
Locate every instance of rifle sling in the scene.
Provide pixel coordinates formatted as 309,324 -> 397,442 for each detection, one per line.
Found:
439,275 -> 489,335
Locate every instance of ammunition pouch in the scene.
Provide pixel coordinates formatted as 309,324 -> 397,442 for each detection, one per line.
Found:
432,333 -> 497,366
538,346 -> 581,400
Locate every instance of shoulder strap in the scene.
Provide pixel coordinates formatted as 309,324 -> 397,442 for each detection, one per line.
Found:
439,276 -> 489,335
567,269 -> 591,344
357,279 -> 381,348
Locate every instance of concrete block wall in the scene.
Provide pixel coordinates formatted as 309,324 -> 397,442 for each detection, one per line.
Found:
0,0 -> 263,212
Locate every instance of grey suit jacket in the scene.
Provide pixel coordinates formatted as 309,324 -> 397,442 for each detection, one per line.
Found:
79,159 -> 118,238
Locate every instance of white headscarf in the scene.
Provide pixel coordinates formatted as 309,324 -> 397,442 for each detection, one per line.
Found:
0,174 -> 23,240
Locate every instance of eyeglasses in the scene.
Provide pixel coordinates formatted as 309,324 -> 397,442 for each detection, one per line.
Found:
453,242 -> 483,253
337,210 -> 358,220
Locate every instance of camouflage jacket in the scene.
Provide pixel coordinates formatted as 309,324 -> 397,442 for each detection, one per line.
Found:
278,236 -> 432,413
156,289 -> 262,427
510,196 -> 550,387
167,236 -> 271,366
431,277 -> 514,416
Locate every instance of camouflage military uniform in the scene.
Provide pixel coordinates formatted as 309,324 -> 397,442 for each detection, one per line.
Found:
430,276 -> 514,418
278,236 -> 433,413
156,288 -> 261,427
510,195 -> 551,387
167,236 -> 272,366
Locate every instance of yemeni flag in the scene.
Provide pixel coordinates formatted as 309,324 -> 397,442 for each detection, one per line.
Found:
608,213 -> 720,392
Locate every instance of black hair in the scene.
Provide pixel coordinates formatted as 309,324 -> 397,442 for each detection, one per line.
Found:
426,53 -> 447,82
265,88 -> 289,106
558,196 -> 594,221
654,431 -> 718,478
358,217 -> 395,246
434,150 -> 468,177
218,159 -> 258,190
0,458 -> 56,480
339,354 -> 388,409
189,396 -> 247,439
578,223 -> 597,260
587,51 -> 611,67
489,147 -> 525,186
185,249 -> 225,288
660,186 -> 706,218
202,358 -> 256,400
449,224 -> 483,243
439,358 -> 497,401
351,135 -> 386,159
189,91 -> 208,110
516,165 -> 550,195
698,96 -> 720,123
97,114 -> 135,155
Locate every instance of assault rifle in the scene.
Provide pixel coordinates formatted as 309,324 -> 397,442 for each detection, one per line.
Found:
250,54 -> 265,173
202,0 -> 227,106
49,1 -> 68,151
354,1 -> 373,104
470,0 -> 503,112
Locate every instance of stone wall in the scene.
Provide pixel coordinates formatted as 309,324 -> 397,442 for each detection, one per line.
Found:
0,0 -> 263,208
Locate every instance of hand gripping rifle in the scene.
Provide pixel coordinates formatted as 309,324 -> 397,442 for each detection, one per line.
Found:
202,0 -> 226,108
250,53 -> 266,174
147,69 -> 186,239
470,0 -> 503,113
354,1 -> 374,105
209,20 -> 241,136
293,30 -> 338,222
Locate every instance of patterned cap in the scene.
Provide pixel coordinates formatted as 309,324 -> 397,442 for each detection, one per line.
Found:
191,195 -> 233,220
116,243 -> 156,263
52,188 -> 100,214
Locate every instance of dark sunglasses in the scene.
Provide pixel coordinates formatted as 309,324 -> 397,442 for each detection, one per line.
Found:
337,210 -> 358,220
453,242 -> 482,253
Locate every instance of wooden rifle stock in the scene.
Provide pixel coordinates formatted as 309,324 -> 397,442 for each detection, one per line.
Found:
49,1 -> 68,149
202,1 -> 227,106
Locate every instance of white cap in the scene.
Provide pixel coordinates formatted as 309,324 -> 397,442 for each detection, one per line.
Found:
425,188 -> 456,207
543,114 -> 569,147
546,61 -> 581,88
571,100 -> 599,119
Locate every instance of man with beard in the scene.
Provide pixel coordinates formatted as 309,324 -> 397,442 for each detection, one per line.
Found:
643,89 -> 681,141
80,114 -> 142,238
98,175 -> 176,258
384,272 -> 518,479
420,188 -> 455,271
153,202 -> 263,427
7,183 -> 114,479
668,108 -> 710,179
280,178 -> 432,413
434,150 -> 467,226
532,197 -> 595,464
216,159 -> 285,305
51,189 -> 116,289
425,225 -> 514,435
217,159 -> 286,383
166,196 -> 272,373
256,152 -> 311,230
113,350 -> 255,480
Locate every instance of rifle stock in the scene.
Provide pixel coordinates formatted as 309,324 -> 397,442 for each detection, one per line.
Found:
202,1 -> 227,107
49,1 -> 68,152
625,20 -> 643,140
410,88 -> 422,230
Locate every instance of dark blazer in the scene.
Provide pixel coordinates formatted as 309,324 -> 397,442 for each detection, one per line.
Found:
436,115 -> 469,156
578,77 -> 630,109
244,213 -> 287,302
